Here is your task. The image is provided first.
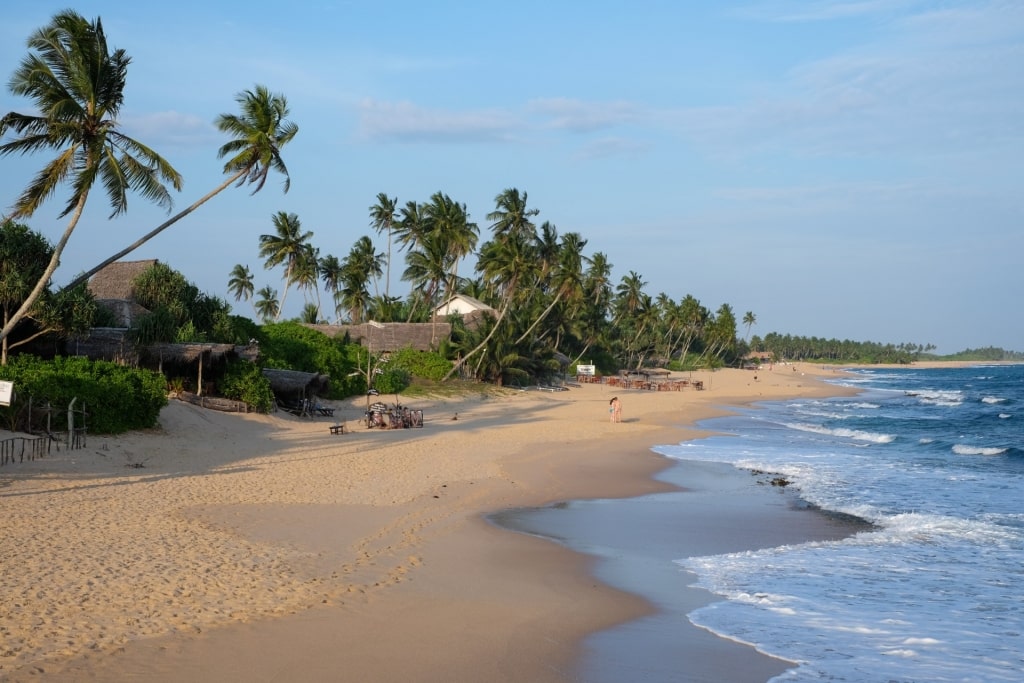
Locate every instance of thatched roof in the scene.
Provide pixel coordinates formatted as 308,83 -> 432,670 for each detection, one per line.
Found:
142,342 -> 238,365
87,259 -> 158,300
87,260 -> 158,327
262,368 -> 330,396
304,322 -> 450,352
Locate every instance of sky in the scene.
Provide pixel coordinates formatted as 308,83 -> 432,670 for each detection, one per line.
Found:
1,0 -> 1021,355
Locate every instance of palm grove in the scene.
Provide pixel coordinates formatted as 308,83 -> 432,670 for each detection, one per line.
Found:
5,11 -> 939,407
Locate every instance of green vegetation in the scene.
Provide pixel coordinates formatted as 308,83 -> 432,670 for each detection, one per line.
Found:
216,359 -> 274,413
0,355 -> 166,434
257,322 -> 361,399
940,347 -> 1024,362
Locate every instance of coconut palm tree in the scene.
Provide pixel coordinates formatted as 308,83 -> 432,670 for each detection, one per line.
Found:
442,230 -> 535,381
318,253 -> 343,319
423,192 -> 479,299
290,244 -> 322,314
254,286 -> 279,322
0,10 -> 182,343
515,231 -> 588,345
227,264 -> 255,306
62,84 -> 298,292
487,188 -> 539,243
743,310 -> 757,341
369,193 -> 397,298
258,211 -> 313,319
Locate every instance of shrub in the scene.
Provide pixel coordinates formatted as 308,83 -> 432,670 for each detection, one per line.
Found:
386,347 -> 452,381
0,355 -> 167,434
217,359 -> 274,413
374,367 -> 411,395
259,322 -> 360,399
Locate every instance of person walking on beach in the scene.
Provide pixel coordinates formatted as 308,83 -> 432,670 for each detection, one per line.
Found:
609,396 -> 621,423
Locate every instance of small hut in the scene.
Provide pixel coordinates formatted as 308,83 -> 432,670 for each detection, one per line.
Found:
261,368 -> 330,402
141,342 -> 239,395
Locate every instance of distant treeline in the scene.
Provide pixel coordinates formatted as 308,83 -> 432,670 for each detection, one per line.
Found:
747,334 -> 1022,365
934,347 -> 1024,362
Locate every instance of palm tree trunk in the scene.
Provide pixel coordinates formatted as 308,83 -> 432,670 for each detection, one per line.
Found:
62,169 -> 246,293
441,287 -> 515,382
0,193 -> 88,347
514,289 -> 563,345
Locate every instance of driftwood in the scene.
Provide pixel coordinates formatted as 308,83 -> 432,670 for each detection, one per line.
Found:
176,391 -> 253,413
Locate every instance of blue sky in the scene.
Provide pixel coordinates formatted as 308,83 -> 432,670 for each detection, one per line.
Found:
1,1 -> 1021,354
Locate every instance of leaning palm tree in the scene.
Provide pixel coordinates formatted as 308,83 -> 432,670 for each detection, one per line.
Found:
0,11 -> 182,344
227,264 -> 255,304
258,211 -> 313,320
743,310 -> 757,341
61,84 -> 298,292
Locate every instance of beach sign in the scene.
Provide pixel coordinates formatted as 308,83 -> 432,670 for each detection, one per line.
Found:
0,380 -> 13,407
577,364 -> 596,376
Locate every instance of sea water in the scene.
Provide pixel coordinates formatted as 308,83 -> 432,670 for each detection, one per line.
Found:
657,364 -> 1023,682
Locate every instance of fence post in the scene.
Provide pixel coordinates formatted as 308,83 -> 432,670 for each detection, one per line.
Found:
67,397 -> 77,449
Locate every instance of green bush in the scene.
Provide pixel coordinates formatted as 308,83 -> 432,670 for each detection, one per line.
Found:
374,367 -> 411,395
259,322 -> 360,399
217,359 -> 274,413
0,355 -> 167,434
386,347 -> 452,381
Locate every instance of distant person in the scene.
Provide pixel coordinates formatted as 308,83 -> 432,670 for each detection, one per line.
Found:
610,396 -> 622,423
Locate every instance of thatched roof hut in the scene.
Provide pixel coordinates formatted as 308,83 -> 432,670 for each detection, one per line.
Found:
87,259 -> 158,327
142,342 -> 238,365
139,342 -> 244,396
305,322 -> 449,352
261,368 -> 330,397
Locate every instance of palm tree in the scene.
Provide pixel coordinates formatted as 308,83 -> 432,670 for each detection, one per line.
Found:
62,84 -> 298,292
258,211 -> 313,319
299,302 -> 320,324
743,311 -> 757,341
290,244 -> 322,314
318,253 -> 343,319
0,11 -> 182,343
423,192 -> 479,299
254,286 -> 279,322
369,193 -> 397,299
227,264 -> 255,306
515,231 -> 588,345
442,230 -> 535,381
487,188 -> 538,243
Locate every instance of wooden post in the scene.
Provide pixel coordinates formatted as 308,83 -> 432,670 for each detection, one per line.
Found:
197,351 -> 204,397
67,397 -> 77,449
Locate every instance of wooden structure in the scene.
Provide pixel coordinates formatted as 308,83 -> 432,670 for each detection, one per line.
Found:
262,368 -> 330,398
86,259 -> 158,327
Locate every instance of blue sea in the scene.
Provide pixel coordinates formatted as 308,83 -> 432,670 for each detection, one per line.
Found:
659,364 -> 1023,682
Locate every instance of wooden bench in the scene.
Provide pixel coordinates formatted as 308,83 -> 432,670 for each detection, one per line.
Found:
329,424 -> 346,435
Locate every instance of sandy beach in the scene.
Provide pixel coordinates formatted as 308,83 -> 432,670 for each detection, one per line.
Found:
1,363 -> 857,682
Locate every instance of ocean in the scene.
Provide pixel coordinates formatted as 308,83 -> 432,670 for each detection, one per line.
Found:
663,364 -> 1023,682
503,364 -> 1022,682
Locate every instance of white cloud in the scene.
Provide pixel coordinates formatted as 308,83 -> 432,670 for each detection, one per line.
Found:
355,99 -> 523,143
528,97 -> 641,133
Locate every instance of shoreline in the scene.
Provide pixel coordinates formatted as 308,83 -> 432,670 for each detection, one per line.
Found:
1,365 -> 858,682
